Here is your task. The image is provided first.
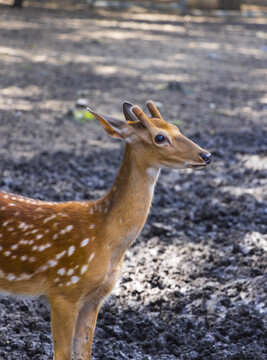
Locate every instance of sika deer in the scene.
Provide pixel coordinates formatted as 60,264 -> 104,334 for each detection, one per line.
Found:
0,101 -> 211,360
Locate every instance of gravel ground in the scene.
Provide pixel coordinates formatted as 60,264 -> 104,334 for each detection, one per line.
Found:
0,2 -> 266,359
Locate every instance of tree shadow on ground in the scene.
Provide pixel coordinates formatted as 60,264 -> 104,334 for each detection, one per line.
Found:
0,4 -> 266,359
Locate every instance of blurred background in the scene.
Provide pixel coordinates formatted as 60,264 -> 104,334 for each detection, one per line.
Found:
0,1 -> 266,360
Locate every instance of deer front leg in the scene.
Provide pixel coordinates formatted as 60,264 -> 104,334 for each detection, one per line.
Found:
73,303 -> 100,360
49,295 -> 79,360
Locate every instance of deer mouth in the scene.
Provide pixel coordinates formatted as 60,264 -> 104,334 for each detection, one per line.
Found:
185,162 -> 208,171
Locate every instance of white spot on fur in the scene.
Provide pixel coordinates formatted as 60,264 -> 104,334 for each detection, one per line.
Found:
67,269 -> 74,276
48,259 -> 58,267
89,224 -> 95,229
36,234 -> 43,240
58,268 -> 66,276
21,255 -> 28,261
71,276 -> 79,284
20,240 -> 29,245
43,214 -> 57,224
18,273 -> 32,280
88,252 -> 95,262
65,225 -> 73,233
11,244 -> 18,250
39,243 -> 51,251
81,265 -> 88,274
53,234 -> 58,240
56,250 -> 66,260
4,251 -> 11,256
7,274 -> 16,281
68,246 -> 75,257
80,238 -> 89,247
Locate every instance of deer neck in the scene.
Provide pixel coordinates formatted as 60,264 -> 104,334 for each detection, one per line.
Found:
102,143 -> 160,263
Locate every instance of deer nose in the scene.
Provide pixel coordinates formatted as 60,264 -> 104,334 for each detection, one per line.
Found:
200,152 -> 212,164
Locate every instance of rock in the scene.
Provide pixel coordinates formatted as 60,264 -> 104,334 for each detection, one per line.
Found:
76,98 -> 88,108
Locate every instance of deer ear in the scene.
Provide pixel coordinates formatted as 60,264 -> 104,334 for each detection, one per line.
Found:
123,101 -> 138,122
87,108 -> 126,139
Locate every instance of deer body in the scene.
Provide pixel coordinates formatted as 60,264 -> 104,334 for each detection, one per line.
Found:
0,101 -> 211,360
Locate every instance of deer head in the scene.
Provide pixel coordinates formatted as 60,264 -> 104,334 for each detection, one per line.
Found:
87,100 -> 212,170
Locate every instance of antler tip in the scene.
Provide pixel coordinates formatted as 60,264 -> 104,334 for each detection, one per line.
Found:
146,100 -> 154,106
131,105 -> 141,113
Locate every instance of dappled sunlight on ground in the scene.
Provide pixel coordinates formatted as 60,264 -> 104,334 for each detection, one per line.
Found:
0,3 -> 266,359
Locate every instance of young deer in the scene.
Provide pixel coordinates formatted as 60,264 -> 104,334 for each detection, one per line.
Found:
0,101 -> 211,360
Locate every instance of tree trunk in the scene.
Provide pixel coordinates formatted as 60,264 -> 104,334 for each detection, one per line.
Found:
12,0 -> 24,7
219,0 -> 241,10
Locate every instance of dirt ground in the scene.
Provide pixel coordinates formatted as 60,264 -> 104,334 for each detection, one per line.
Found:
0,1 -> 266,359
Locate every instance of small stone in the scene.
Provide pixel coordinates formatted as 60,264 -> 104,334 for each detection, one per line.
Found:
76,98 -> 88,108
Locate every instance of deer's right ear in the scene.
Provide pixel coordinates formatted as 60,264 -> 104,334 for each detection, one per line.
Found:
87,108 -> 127,139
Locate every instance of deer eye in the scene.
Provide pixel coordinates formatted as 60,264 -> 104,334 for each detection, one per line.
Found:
154,134 -> 166,144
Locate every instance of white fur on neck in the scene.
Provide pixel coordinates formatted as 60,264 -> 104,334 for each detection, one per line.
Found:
147,167 -> 160,193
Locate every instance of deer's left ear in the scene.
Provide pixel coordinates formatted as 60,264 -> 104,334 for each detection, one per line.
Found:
87,108 -> 128,139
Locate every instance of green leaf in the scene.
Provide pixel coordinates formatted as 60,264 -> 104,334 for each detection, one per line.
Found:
172,120 -> 183,127
73,110 -> 95,122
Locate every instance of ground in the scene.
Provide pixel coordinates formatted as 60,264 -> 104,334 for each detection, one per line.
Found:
0,1 -> 266,360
